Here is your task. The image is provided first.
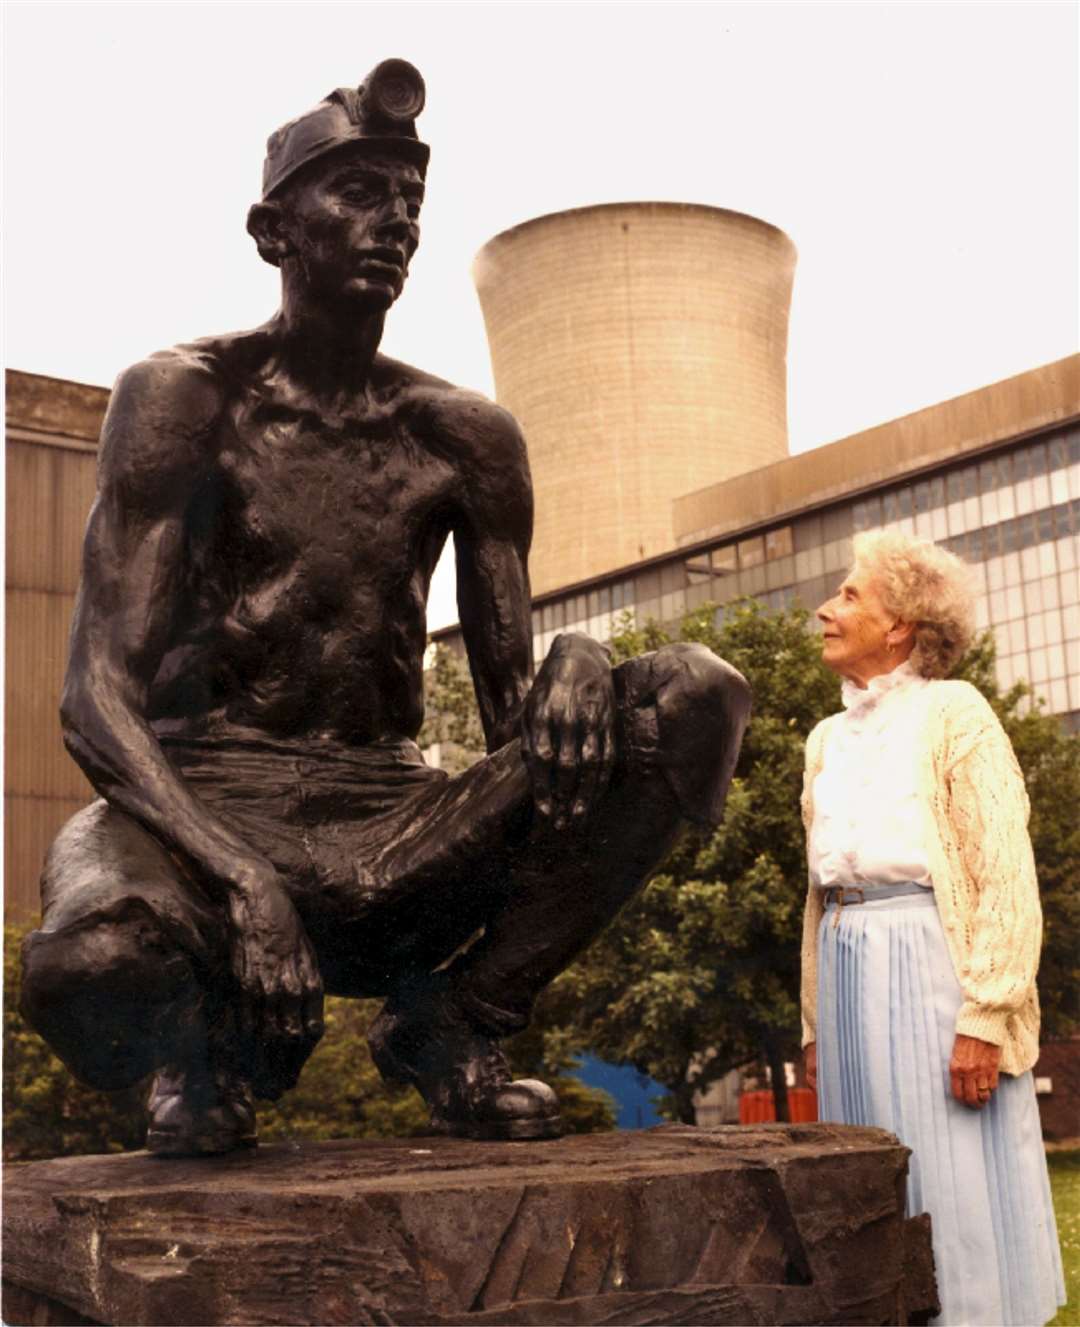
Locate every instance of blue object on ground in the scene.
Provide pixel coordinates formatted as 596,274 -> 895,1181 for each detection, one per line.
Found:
572,1053 -> 665,1129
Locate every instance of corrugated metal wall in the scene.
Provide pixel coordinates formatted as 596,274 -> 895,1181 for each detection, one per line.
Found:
5,371 -> 108,918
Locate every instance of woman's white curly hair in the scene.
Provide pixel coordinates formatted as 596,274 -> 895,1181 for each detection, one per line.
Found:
852,529 -> 977,679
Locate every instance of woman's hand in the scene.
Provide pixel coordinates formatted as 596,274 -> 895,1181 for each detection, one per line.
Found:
949,1033 -> 1001,1109
805,1041 -> 817,1092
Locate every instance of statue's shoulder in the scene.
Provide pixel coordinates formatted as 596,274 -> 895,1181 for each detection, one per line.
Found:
111,328 -> 274,432
102,330 -> 274,487
378,355 -> 526,467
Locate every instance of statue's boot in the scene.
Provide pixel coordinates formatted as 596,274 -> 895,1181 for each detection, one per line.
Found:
145,1063 -> 257,1156
368,981 -> 561,1141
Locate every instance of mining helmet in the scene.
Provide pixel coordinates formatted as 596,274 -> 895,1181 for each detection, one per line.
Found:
261,59 -> 429,199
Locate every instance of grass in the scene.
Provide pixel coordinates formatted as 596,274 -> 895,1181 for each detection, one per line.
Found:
1050,1149 -> 1080,1327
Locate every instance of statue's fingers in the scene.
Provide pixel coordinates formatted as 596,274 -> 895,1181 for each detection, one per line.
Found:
572,729 -> 604,820
551,730 -> 581,829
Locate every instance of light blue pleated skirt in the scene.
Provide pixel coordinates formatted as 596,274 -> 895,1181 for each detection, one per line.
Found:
816,883 -> 1065,1327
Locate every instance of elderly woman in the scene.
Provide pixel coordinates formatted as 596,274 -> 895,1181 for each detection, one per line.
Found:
801,530 -> 1064,1327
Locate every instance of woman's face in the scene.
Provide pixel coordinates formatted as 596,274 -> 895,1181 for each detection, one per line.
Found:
817,560 -> 911,686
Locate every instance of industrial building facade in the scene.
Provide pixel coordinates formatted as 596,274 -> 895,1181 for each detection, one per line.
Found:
435,355 -> 1080,732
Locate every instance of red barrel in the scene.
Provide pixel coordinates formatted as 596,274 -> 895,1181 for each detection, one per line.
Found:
738,1087 -> 818,1124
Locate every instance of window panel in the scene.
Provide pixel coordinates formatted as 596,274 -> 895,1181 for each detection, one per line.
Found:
1050,678 -> 1069,713
897,487 -> 914,518
1048,642 -> 1066,678
1057,536 -> 1077,574
1015,479 -> 1034,516
1003,551 -> 1022,586
765,554 -> 794,590
1028,612 -> 1046,650
981,489 -> 1000,525
1038,541 -> 1057,578
1024,579 -> 1044,615
945,501 -> 967,536
793,514 -> 822,553
1062,564 -> 1080,604
683,555 -> 711,586
1006,618 -> 1027,655
914,511 -> 933,539
1006,584 -> 1024,620
1063,603 -> 1080,640
1070,675 -> 1080,711
822,506 -> 853,541
660,561 -> 683,593
931,508 -> 948,542
1043,575 -> 1061,610
1021,545 -> 1040,583
742,564 -> 767,595
986,556 -> 1005,592
1033,474 -> 1051,510
1012,447 -> 1031,482
1051,469 -> 1070,506
1049,435 -> 1069,472
929,476 -> 945,509
946,470 -> 964,505
765,526 -> 794,560
738,535 -> 764,569
1030,648 -> 1050,684
989,588 -> 1007,622
998,486 -> 1016,522
1044,610 -> 1064,646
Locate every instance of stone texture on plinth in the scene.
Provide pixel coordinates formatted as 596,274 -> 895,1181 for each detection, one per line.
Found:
3,1123 -> 937,1326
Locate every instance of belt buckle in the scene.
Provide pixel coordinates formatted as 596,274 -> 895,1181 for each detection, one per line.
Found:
830,885 -> 865,926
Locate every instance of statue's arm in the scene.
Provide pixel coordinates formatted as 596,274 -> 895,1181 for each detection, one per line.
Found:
61,355 -> 268,890
61,355 -> 323,1094
452,402 -> 534,753
452,399 -> 614,829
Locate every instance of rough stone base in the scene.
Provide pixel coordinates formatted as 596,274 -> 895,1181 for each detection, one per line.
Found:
3,1123 -> 938,1326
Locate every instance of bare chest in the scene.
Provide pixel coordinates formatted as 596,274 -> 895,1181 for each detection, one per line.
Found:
214,400 -> 457,569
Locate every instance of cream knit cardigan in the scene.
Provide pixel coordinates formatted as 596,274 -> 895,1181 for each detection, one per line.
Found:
800,678 -> 1043,1076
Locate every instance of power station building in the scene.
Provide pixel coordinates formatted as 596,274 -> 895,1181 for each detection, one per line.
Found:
439,203 -> 1080,735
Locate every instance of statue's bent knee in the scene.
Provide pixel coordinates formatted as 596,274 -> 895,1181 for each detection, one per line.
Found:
649,642 -> 751,827
21,903 -> 196,1091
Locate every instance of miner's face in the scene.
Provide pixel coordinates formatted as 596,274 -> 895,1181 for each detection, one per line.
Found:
284,149 -> 424,313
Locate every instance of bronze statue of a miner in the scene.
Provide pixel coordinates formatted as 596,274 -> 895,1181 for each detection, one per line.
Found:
21,60 -> 751,1154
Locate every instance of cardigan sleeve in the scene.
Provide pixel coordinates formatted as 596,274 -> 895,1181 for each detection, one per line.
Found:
942,693 -> 1043,1047
799,719 -> 830,1048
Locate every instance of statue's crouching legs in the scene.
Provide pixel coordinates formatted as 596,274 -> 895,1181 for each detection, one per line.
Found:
20,801 -> 252,1155
370,641 -> 750,1140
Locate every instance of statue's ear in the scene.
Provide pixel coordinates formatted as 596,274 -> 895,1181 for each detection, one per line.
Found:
246,201 -> 295,268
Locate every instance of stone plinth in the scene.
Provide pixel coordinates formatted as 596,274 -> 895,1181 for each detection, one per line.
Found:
3,1123 -> 937,1326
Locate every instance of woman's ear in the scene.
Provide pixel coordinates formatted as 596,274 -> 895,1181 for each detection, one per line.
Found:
888,619 -> 916,651
246,201 -> 295,268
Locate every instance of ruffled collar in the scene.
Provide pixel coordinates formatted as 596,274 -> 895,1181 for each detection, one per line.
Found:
840,659 -> 923,718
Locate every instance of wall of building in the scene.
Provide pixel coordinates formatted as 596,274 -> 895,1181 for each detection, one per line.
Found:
473,203 -> 796,597
5,370 -> 107,917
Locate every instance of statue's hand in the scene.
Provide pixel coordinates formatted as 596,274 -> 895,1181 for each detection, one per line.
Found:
224,860 -> 325,1099
522,634 -> 615,830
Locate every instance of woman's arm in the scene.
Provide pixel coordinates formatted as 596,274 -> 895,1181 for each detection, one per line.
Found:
946,703 -> 1043,1049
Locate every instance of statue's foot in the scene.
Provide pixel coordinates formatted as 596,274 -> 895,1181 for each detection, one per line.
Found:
145,1065 -> 257,1157
369,992 -> 562,1142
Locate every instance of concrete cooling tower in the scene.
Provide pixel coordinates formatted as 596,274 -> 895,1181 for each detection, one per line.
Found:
472,203 -> 796,597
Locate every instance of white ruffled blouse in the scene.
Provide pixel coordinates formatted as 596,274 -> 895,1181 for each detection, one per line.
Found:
808,660 -> 934,889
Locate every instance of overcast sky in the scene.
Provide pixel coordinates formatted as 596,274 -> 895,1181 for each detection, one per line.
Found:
4,1 -> 1078,629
